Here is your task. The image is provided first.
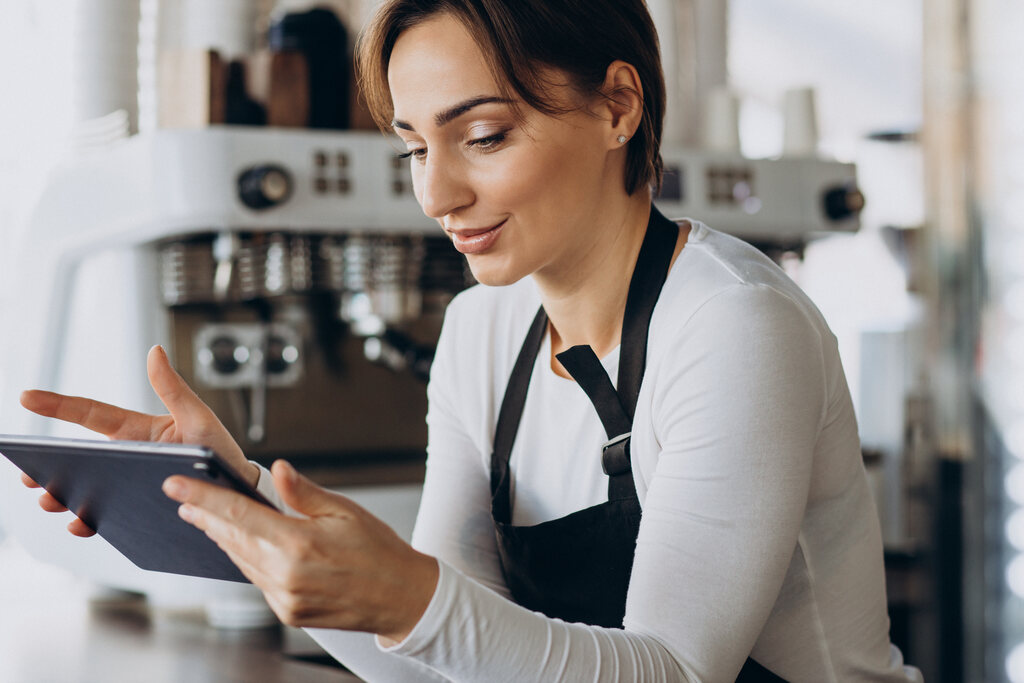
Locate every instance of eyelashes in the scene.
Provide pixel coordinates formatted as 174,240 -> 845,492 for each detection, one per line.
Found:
395,130 -> 510,161
468,131 -> 508,150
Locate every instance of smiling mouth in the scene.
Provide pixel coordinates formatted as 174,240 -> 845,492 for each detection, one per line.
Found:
446,219 -> 505,236
447,219 -> 507,255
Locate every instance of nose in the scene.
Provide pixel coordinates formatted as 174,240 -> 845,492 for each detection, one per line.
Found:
415,153 -> 474,221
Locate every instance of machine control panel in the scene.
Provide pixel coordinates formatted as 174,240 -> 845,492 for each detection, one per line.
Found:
655,146 -> 861,244
194,323 -> 303,389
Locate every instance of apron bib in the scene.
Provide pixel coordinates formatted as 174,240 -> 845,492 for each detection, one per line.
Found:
489,206 -> 786,682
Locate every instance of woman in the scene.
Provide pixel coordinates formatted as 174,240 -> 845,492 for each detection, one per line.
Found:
20,1 -> 922,680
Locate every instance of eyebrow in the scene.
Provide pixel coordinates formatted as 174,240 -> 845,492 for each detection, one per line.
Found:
392,96 -> 513,132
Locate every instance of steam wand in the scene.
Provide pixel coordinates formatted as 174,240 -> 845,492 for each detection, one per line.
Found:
362,329 -> 434,384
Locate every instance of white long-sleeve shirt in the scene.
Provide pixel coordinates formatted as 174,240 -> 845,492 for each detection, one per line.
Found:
257,221 -> 923,682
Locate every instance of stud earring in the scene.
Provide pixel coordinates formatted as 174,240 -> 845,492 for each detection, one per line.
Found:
617,135 -> 628,144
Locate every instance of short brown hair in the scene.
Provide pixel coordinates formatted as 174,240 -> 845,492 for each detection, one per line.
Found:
356,0 -> 666,196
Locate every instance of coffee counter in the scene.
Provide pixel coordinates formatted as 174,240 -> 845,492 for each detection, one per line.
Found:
0,538 -> 362,683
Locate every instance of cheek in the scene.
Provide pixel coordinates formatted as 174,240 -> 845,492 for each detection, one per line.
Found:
482,142 -> 599,212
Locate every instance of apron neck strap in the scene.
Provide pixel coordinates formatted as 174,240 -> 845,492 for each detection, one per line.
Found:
491,205 -> 680,517
615,205 -> 680,419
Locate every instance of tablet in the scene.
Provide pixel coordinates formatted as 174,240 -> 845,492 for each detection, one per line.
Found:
0,434 -> 277,583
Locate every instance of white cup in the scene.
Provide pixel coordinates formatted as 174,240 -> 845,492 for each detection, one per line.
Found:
783,86 -> 820,157
705,86 -> 741,154
72,0 -> 140,128
73,0 -> 141,39
181,0 -> 257,58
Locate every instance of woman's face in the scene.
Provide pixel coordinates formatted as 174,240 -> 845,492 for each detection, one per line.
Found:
388,14 -> 622,287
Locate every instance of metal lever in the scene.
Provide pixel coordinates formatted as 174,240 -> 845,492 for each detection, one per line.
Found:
362,328 -> 434,383
212,232 -> 240,301
246,332 -> 267,443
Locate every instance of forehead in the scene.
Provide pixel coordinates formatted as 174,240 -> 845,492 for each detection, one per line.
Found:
388,14 -> 503,123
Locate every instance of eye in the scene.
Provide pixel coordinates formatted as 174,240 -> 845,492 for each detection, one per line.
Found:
396,147 -> 427,162
467,131 -> 509,152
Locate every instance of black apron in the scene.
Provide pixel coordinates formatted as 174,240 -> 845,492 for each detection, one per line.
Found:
489,206 -> 786,682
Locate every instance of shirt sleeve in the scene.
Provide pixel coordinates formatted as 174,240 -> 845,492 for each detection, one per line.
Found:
379,283 -> 827,682
253,463 -> 285,511
624,283 -> 825,679
305,630 -> 453,682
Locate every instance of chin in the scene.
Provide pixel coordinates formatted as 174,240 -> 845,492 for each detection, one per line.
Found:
465,256 -> 529,288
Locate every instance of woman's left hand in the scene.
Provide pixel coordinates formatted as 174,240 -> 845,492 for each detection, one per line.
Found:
162,460 -> 438,644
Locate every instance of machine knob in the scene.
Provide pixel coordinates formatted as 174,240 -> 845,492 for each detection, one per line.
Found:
238,164 -> 293,210
265,334 -> 300,374
209,335 -> 248,375
822,184 -> 866,221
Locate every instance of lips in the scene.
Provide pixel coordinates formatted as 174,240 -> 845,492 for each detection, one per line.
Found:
447,219 -> 507,255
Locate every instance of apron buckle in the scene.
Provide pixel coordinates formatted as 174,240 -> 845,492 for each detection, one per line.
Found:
601,433 -> 632,476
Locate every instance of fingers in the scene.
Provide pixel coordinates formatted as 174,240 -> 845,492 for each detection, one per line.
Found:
147,346 -> 214,429
178,502 -> 271,581
67,518 -> 97,538
272,460 -> 362,519
163,475 -> 285,538
25,483 -> 95,536
146,346 -> 252,476
20,472 -> 40,488
216,543 -> 270,587
19,390 -> 153,440
38,491 -> 68,513
164,475 -> 284,587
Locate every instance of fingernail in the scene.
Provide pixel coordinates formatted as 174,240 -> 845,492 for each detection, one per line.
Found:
178,504 -> 194,522
163,478 -> 186,499
276,459 -> 297,485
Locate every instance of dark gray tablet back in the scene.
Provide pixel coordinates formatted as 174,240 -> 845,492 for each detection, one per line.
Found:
0,436 -> 274,583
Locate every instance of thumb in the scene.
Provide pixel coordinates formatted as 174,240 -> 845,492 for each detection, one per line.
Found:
272,459 -> 359,518
147,345 -> 208,422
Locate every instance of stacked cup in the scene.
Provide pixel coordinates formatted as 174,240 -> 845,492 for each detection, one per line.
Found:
71,0 -> 141,134
782,87 -> 820,157
180,0 -> 258,60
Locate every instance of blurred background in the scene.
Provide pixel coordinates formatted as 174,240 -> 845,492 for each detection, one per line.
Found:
0,0 -> 1016,681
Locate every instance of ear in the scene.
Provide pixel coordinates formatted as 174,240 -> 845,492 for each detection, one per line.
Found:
598,60 -> 644,149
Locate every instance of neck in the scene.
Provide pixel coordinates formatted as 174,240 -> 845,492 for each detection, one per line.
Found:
534,192 -> 653,367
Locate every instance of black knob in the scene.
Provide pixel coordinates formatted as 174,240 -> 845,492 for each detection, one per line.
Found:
264,335 -> 298,374
210,336 -> 244,374
238,165 -> 293,210
823,184 -> 866,221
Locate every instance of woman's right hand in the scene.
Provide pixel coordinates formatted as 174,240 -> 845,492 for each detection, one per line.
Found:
18,344 -> 258,537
